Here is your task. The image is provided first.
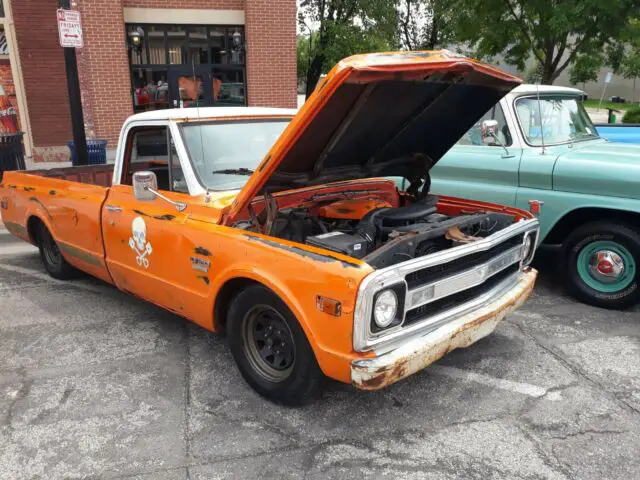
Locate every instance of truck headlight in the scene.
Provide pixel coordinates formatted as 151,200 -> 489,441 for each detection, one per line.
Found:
522,231 -> 537,266
374,289 -> 398,328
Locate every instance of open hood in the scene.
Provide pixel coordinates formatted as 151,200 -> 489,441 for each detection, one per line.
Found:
228,50 -> 521,219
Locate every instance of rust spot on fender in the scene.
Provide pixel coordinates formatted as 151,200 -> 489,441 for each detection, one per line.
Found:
49,190 -> 57,196
154,214 -> 175,221
194,246 -> 211,256
133,209 -> 151,218
197,275 -> 210,285
23,186 -> 35,192
243,234 -> 361,269
132,209 -> 175,221
8,184 -> 16,189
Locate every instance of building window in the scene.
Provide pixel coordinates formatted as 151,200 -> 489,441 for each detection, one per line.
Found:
126,24 -> 246,113
0,2 -> 4,18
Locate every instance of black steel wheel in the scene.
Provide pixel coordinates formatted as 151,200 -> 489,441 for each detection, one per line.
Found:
242,305 -> 296,382
37,222 -> 76,280
227,284 -> 322,405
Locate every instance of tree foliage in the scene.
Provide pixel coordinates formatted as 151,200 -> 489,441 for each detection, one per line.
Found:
568,54 -> 603,87
396,0 -> 453,51
297,0 -> 397,98
448,0 -> 640,84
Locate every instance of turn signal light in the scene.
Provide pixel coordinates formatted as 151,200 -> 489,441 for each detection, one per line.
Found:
316,296 -> 342,316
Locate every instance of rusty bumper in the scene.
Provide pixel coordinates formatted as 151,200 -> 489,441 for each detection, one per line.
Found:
351,269 -> 537,390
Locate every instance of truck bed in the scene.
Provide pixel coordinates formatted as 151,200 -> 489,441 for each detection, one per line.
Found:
27,163 -> 115,186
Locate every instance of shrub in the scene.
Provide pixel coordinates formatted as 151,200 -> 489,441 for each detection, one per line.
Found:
622,107 -> 640,124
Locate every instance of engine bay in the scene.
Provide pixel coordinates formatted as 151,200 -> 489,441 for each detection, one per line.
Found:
233,183 -> 520,269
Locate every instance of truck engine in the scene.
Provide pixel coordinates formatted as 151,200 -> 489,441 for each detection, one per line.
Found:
235,191 -> 521,269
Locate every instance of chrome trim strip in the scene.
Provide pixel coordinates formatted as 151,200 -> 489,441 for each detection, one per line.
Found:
407,244 -> 523,310
353,217 -> 539,352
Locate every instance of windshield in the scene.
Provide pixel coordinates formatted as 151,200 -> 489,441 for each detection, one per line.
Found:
514,96 -> 599,146
181,120 -> 290,190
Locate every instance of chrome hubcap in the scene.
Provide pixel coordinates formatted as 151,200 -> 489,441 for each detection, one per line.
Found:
588,249 -> 625,283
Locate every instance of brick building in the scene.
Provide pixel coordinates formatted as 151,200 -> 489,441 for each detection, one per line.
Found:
3,0 -> 296,163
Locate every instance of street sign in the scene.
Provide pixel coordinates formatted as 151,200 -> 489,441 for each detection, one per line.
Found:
57,9 -> 83,48
605,71 -> 613,84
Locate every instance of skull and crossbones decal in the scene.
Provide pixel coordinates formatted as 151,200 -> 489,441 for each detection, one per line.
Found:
129,216 -> 153,268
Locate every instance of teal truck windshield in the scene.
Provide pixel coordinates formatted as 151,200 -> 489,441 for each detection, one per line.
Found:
181,120 -> 290,191
515,96 -> 599,146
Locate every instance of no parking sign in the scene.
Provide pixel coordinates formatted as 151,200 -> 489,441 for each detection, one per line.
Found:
57,9 -> 84,48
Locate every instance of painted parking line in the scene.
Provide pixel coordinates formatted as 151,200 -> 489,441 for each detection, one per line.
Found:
430,365 -> 561,400
0,262 -> 105,293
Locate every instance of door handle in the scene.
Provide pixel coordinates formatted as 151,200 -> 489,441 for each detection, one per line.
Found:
105,205 -> 122,213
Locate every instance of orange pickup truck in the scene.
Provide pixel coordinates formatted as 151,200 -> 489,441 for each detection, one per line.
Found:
0,51 -> 539,405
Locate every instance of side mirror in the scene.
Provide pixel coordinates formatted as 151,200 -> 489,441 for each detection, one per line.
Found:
481,119 -> 499,139
133,171 -> 158,202
132,170 -> 187,212
479,119 -> 512,158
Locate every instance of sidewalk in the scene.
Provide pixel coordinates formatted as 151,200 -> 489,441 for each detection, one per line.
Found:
0,214 -> 38,256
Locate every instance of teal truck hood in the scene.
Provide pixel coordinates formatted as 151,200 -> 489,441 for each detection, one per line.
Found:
553,139 -> 640,199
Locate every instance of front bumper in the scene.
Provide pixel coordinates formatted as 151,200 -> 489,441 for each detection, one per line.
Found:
351,268 -> 537,390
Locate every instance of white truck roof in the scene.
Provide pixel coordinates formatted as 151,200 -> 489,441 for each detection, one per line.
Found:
510,84 -> 585,96
127,106 -> 298,123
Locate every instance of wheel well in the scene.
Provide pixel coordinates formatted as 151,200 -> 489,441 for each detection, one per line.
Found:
213,277 -> 259,332
544,208 -> 640,245
26,216 -> 45,245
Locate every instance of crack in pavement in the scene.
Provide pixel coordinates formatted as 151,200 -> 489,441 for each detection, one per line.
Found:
511,320 -> 640,416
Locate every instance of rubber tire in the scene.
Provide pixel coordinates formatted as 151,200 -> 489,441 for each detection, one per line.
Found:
227,284 -> 323,406
37,223 -> 77,280
562,221 -> 640,310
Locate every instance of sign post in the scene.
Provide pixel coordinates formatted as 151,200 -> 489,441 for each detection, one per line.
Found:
57,2 -> 88,166
597,71 -> 613,112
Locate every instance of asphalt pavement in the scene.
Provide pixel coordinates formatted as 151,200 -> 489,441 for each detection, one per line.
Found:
0,224 -> 639,479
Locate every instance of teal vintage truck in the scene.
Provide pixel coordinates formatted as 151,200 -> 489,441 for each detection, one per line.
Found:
428,84 -> 640,310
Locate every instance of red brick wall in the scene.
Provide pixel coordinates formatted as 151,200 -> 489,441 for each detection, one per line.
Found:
245,0 -> 297,109
122,0 -> 244,8
75,0 -> 132,147
12,0 -> 296,155
11,0 -> 72,147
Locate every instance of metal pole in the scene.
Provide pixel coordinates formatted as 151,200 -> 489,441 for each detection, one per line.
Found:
59,0 -> 88,165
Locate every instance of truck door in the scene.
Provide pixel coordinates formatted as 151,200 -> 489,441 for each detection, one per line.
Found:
102,124 -> 211,322
430,103 -> 521,207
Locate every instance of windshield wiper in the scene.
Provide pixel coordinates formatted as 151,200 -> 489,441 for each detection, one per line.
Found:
211,168 -> 254,176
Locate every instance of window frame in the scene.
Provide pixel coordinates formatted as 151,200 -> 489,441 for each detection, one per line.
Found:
512,93 -> 600,148
456,103 -> 514,148
117,121 -> 202,196
125,23 -> 247,111
177,117 -> 294,193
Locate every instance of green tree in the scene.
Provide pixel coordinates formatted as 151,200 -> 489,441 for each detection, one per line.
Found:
449,0 -> 640,84
397,0 -> 453,51
621,49 -> 640,103
298,0 -> 397,98
569,54 -> 603,89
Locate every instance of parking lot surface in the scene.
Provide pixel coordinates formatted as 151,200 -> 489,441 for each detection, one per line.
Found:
0,230 -> 639,479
